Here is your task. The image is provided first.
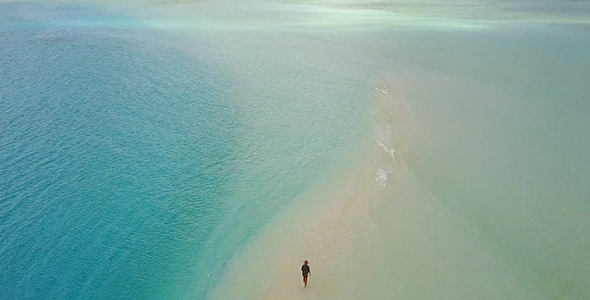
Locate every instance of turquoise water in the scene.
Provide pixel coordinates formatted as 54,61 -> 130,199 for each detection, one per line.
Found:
0,2 -> 366,299
2,1 -> 590,299
0,4 -> 236,299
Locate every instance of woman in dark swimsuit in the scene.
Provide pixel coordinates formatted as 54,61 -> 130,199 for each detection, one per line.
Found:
301,260 -> 311,287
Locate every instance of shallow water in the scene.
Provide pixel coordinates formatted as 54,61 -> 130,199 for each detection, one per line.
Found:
1,1 -> 590,299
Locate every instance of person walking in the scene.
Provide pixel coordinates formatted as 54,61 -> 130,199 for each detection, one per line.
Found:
301,260 -> 311,287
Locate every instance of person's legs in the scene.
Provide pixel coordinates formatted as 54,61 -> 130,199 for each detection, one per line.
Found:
303,276 -> 308,287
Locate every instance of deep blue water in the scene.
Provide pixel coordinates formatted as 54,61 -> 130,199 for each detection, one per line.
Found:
0,3 -> 234,299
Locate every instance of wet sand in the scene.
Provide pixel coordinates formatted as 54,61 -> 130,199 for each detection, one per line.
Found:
208,84 -> 535,299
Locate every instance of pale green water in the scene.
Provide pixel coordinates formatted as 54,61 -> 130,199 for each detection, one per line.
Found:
366,26 -> 590,299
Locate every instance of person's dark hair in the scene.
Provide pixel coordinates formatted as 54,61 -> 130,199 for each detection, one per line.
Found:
304,260 -> 309,264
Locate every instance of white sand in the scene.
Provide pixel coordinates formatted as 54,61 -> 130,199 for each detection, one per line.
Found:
208,83 -> 536,299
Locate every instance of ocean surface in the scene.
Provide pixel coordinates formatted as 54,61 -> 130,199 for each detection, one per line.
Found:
1,1 -> 589,299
